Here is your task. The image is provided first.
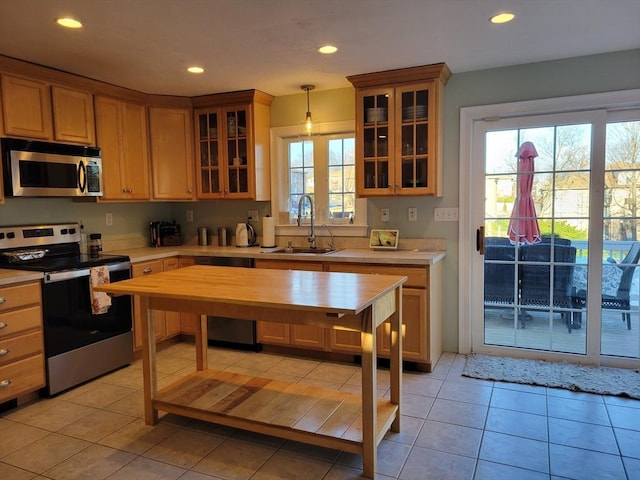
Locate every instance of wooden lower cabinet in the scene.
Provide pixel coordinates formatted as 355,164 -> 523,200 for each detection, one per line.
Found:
0,280 -> 46,402
132,257 -> 184,350
255,259 -> 328,350
328,262 -> 442,371
255,259 -> 442,371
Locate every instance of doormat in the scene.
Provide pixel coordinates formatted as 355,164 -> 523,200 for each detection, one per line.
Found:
462,354 -> 640,399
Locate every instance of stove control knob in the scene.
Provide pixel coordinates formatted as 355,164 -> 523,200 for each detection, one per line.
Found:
6,232 -> 15,239
0,233 -> 4,239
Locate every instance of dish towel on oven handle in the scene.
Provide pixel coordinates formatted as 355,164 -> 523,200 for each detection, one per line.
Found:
89,265 -> 112,314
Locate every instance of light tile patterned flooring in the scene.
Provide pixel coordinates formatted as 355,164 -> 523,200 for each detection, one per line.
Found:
1,342 -> 638,479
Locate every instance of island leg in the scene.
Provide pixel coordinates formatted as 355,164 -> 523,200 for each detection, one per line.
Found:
140,296 -> 158,425
361,306 -> 377,479
390,285 -> 402,432
194,314 -> 208,371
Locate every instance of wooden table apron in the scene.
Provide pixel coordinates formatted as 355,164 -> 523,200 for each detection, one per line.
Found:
96,265 -> 405,478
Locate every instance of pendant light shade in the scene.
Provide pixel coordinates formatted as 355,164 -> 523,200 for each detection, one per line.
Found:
301,85 -> 315,135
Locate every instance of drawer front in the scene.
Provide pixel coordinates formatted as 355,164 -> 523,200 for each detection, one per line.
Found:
132,259 -> 164,277
0,354 -> 46,402
255,259 -> 324,271
328,263 -> 426,288
0,331 -> 44,365
0,281 -> 41,312
0,305 -> 43,338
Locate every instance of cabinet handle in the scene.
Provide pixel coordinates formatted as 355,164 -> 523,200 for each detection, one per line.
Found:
0,348 -> 8,356
0,297 -> 5,304
143,268 -> 153,274
0,322 -> 7,329
0,379 -> 10,388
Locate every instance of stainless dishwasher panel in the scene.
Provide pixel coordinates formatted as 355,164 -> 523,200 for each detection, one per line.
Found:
194,256 -> 259,350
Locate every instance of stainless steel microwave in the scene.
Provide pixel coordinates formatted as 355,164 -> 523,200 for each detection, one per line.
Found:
1,138 -> 103,197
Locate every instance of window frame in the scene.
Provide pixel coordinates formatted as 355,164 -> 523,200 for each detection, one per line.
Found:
270,120 -> 368,238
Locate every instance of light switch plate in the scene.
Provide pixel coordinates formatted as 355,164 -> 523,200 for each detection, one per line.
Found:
186,210 -> 194,222
248,210 -> 259,222
434,207 -> 459,222
380,208 -> 390,222
408,207 -> 417,222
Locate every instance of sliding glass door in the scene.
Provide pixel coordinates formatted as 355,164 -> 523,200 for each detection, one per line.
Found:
470,108 -> 640,365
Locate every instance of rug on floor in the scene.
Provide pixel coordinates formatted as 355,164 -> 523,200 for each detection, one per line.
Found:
462,354 -> 640,399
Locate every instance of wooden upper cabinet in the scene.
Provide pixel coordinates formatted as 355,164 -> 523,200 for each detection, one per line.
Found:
193,89 -> 273,200
94,96 -> 150,201
149,106 -> 194,200
51,86 -> 95,145
1,74 -> 53,140
347,63 -> 450,197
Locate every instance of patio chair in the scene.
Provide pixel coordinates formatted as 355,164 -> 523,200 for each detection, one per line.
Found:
574,242 -> 640,330
484,243 -> 517,306
518,244 -> 577,331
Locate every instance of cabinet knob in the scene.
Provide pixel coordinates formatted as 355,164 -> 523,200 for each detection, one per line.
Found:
0,297 -> 5,304
0,348 -> 8,356
143,268 -> 153,274
0,379 -> 10,388
0,322 -> 7,329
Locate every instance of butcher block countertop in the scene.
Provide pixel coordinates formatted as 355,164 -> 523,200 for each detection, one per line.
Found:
111,245 -> 446,266
95,265 -> 405,479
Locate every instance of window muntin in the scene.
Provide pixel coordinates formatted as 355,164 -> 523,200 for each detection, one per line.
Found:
285,133 -> 356,224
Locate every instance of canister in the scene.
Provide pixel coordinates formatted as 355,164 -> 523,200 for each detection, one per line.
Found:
198,227 -> 209,246
217,227 -> 229,246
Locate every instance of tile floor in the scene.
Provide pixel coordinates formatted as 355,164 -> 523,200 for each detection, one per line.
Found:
1,343 -> 638,479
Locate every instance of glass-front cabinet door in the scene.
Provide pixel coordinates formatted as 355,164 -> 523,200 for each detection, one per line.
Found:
223,107 -> 252,198
356,87 -> 394,196
395,84 -> 434,195
197,110 -> 223,198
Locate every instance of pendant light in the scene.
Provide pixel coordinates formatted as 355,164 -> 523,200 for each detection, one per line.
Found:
301,85 -> 315,135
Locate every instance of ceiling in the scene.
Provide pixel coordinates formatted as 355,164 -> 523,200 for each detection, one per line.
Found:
0,0 -> 638,98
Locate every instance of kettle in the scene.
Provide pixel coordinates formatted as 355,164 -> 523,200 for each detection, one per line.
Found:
235,222 -> 256,247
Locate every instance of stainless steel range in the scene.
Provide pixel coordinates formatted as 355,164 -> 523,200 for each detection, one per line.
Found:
0,223 -> 133,395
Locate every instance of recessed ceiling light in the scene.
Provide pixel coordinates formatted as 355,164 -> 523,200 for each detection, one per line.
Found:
490,12 -> 515,24
318,45 -> 338,54
56,17 -> 83,29
187,66 -> 205,74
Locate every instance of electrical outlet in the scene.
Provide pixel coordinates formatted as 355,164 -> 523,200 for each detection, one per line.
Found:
248,209 -> 259,222
434,207 -> 459,222
380,208 -> 390,222
105,213 -> 113,226
186,210 -> 194,222
408,207 -> 417,222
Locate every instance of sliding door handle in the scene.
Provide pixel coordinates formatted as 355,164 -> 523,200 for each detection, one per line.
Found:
476,226 -> 485,255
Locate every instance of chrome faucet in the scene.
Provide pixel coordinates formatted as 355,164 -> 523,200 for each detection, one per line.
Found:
297,194 -> 316,249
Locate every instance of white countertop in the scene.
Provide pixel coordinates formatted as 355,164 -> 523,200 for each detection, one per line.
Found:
0,269 -> 44,286
0,245 -> 445,286
112,245 -> 446,266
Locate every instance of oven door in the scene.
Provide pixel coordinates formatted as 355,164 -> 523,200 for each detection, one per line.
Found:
41,263 -> 132,357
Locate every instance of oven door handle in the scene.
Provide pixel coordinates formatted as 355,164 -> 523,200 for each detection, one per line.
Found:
44,261 -> 131,283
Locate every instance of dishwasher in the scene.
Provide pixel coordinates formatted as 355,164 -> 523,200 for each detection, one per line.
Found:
194,256 -> 259,350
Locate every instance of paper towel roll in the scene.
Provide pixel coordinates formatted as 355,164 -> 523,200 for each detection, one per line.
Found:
262,215 -> 276,247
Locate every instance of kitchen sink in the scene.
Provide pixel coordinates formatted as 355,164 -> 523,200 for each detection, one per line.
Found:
268,247 -> 341,255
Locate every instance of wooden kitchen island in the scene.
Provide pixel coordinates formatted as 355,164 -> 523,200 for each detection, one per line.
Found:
96,265 -> 405,478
